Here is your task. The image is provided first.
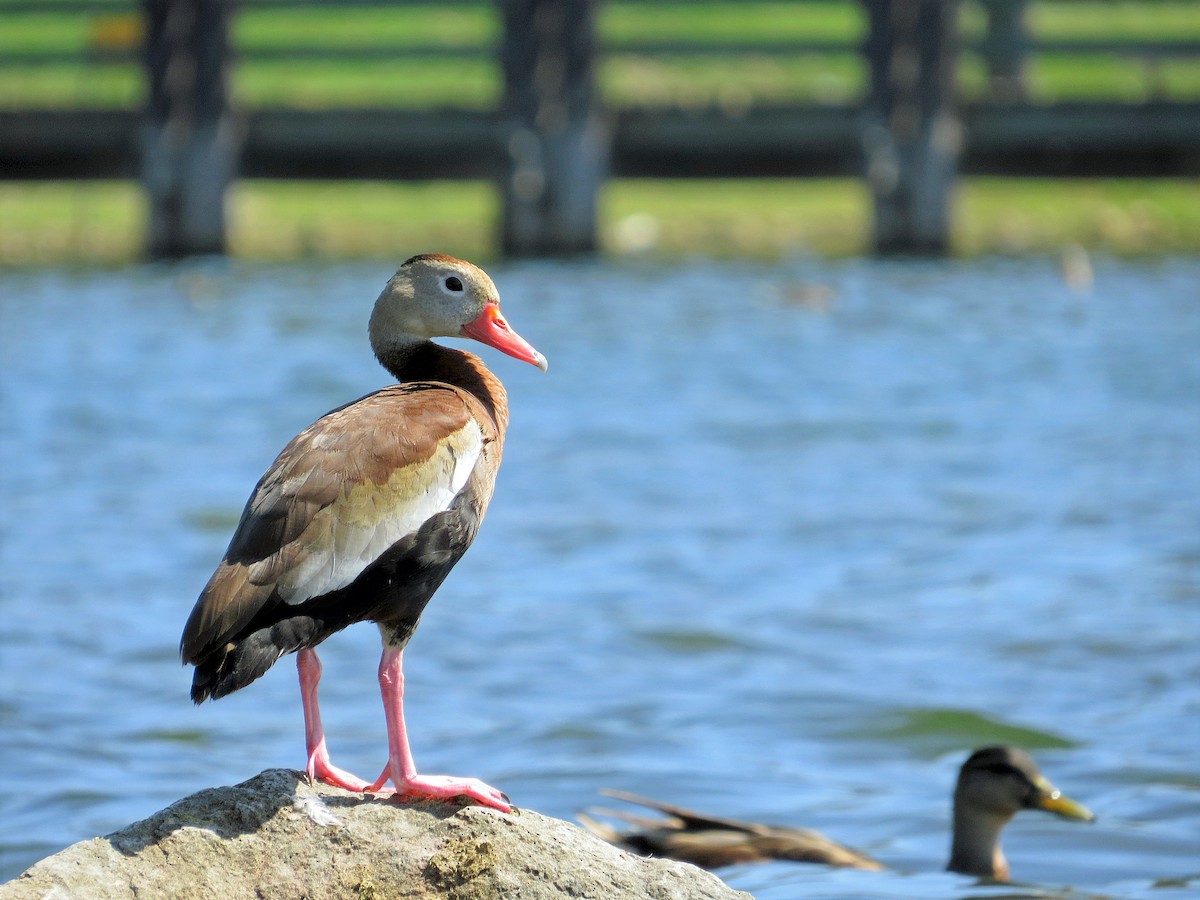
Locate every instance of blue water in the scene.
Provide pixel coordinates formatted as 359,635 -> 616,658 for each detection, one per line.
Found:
1,256 -> 1197,899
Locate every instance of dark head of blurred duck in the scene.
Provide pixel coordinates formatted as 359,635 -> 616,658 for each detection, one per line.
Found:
582,744 -> 1094,883
948,745 -> 1095,880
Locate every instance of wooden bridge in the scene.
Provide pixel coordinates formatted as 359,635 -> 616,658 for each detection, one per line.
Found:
2,0 -> 1198,258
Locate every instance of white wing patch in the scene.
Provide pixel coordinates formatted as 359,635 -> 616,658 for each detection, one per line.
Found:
276,420 -> 485,604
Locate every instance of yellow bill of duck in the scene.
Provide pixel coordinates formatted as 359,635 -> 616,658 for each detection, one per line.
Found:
180,254 -> 547,812
581,745 -> 1094,882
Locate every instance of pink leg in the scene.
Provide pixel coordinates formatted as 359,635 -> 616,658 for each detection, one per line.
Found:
365,646 -> 511,811
296,649 -> 383,793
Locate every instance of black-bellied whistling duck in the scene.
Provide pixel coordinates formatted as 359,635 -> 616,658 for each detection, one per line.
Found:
580,746 -> 1094,880
181,254 -> 546,812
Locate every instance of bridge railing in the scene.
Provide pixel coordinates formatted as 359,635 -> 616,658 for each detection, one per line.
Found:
1,0 -> 1196,257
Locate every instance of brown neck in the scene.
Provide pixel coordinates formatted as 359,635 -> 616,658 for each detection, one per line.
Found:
377,339 -> 509,435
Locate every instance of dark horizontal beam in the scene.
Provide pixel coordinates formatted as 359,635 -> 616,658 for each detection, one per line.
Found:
612,105 -> 862,176
961,101 -> 1200,175
241,108 -> 505,179
0,108 -> 139,178
2,102 -> 1197,181
977,38 -> 1200,58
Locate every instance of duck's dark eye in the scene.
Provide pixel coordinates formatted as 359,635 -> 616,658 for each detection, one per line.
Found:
444,276 -> 464,292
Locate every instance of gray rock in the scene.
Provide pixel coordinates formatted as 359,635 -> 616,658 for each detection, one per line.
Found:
1,769 -> 749,900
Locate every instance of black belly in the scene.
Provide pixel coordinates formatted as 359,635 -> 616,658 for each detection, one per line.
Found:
189,498 -> 481,703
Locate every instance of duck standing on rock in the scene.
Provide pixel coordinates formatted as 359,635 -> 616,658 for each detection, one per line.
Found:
181,255 -> 546,812
581,746 -> 1094,880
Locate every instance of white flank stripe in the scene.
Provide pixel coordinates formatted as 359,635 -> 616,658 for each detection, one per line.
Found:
278,421 -> 485,604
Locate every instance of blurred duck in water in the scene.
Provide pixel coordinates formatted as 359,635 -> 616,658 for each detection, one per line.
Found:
579,746 -> 1094,881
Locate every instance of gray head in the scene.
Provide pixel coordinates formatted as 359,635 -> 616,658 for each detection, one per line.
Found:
369,254 -> 546,371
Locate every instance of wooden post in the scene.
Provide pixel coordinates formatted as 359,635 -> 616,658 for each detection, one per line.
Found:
499,0 -> 607,256
980,0 -> 1030,102
140,0 -> 234,258
862,0 -> 961,255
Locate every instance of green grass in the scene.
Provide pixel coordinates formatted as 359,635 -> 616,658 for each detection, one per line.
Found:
227,181 -> 498,261
0,65 -> 142,108
235,6 -> 498,49
1023,56 -> 1200,101
1029,2 -> 1200,40
0,181 -> 144,263
1,2 -> 1197,264
602,54 -> 864,106
232,60 -> 500,109
604,179 -> 871,257
3,178 -> 1196,266
602,1 -> 864,43
1,1 -> 1198,107
957,178 -> 1200,255
0,14 -> 93,53
606,178 -> 1200,258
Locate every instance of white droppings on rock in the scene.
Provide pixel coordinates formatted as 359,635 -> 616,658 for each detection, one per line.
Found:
292,794 -> 342,828
1,769 -> 749,900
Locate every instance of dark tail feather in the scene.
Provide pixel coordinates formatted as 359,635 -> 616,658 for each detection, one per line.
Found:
189,617 -> 321,703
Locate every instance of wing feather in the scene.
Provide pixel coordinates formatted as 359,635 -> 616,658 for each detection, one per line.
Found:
180,384 -> 492,664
